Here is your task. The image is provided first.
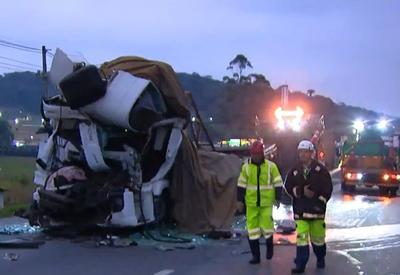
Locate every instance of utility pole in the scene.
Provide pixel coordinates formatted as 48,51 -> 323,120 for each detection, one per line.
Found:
41,45 -> 48,99
281,84 -> 289,109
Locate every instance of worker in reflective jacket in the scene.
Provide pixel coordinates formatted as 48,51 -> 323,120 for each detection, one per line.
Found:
285,140 -> 333,274
237,140 -> 283,264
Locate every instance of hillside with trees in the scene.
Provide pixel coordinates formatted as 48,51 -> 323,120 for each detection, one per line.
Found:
0,55 -> 390,142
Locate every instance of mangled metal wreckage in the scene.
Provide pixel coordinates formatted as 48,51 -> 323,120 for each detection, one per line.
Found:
29,49 -> 241,233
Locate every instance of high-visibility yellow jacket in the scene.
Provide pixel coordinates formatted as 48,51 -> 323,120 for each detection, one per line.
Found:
238,159 -> 283,207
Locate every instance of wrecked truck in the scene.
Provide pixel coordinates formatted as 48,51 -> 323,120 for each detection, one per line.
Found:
28,49 -> 242,234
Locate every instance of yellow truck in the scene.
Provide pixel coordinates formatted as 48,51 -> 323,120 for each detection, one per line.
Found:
340,128 -> 399,197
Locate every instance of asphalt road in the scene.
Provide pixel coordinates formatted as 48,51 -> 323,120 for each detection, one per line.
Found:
0,173 -> 400,275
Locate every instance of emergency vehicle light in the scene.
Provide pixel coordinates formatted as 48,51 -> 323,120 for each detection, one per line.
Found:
345,172 -> 363,181
377,119 -> 389,130
274,106 -> 304,119
382,173 -> 398,181
383,174 -> 390,181
353,120 -> 365,132
274,106 -> 304,131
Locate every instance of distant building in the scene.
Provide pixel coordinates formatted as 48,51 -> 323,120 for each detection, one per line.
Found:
0,188 -> 6,209
9,115 -> 45,146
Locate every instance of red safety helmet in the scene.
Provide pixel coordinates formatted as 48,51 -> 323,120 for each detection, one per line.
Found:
250,140 -> 265,155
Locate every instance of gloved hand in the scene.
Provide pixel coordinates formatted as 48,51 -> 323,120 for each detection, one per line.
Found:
304,185 -> 315,198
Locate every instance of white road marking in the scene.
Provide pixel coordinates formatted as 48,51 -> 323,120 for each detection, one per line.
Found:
355,217 -> 367,227
332,250 -> 362,265
343,241 -> 400,252
327,223 -> 400,243
338,218 -> 361,228
350,218 -> 361,227
153,270 -> 175,275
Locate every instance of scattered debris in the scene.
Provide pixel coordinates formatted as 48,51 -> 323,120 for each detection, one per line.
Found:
156,245 -> 175,252
174,244 -> 195,250
0,239 -> 45,249
155,243 -> 196,252
0,223 -> 41,235
276,237 -> 294,246
112,237 -> 138,248
3,252 -> 18,261
362,197 -> 384,203
95,235 -> 138,248
275,219 -> 296,234
153,269 -> 175,275
207,231 -> 232,240
231,249 -> 250,256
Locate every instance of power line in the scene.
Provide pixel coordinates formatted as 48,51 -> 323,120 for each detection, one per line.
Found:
0,42 -> 41,54
0,39 -> 41,51
0,65 -> 23,72
0,61 -> 37,71
0,39 -> 42,54
0,55 -> 41,68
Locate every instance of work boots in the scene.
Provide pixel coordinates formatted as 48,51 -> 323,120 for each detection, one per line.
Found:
291,266 -> 306,274
266,236 -> 273,259
312,243 -> 326,269
248,239 -> 260,264
317,258 -> 325,269
291,245 -> 309,274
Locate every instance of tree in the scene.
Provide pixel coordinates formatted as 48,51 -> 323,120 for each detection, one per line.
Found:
0,119 -> 13,152
226,54 -> 253,84
239,75 -> 252,84
232,73 -> 239,82
249,73 -> 271,87
191,72 -> 201,77
222,76 -> 236,84
307,89 -> 316,97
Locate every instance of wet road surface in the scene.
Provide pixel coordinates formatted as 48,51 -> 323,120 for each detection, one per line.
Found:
1,174 -> 400,275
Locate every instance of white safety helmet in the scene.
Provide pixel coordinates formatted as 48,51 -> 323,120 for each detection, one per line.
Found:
297,140 -> 314,151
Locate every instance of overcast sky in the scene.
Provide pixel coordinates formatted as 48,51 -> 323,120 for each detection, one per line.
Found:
1,0 -> 399,115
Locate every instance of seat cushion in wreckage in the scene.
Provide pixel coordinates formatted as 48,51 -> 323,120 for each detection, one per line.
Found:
59,65 -> 107,109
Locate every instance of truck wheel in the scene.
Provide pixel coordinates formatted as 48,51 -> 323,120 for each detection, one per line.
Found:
379,187 -> 390,197
389,188 -> 398,197
341,182 -> 354,193
347,185 -> 356,193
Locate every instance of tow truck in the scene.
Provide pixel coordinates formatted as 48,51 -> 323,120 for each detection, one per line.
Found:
265,85 -> 329,173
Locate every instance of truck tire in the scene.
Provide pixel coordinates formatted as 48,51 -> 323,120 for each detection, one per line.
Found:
389,188 -> 398,197
347,185 -> 356,193
379,187 -> 390,197
341,182 -> 355,193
